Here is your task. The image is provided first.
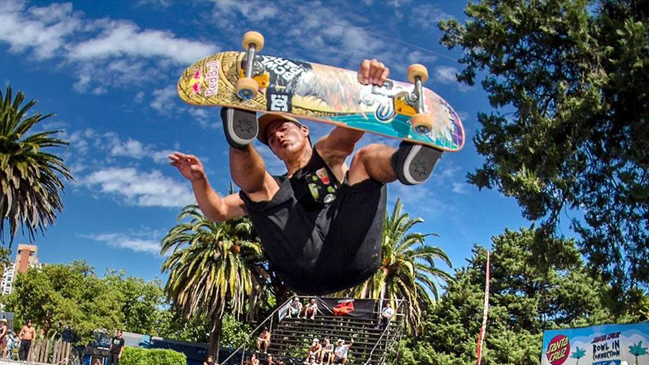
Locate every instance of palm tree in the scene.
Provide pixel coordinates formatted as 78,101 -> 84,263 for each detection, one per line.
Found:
630,341 -> 648,365
161,204 -> 266,358
571,347 -> 585,364
344,198 -> 452,333
0,85 -> 73,244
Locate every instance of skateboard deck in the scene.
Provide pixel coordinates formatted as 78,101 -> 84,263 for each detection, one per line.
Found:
178,51 -> 464,152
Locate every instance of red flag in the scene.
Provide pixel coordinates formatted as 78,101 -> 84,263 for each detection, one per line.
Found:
333,301 -> 355,316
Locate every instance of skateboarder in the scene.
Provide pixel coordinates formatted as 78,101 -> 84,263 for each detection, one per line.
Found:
170,59 -> 442,295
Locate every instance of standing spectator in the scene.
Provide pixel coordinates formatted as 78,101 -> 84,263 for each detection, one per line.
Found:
0,319 -> 7,358
378,302 -> 394,329
18,319 -> 36,361
256,327 -> 271,353
287,298 -> 303,318
303,298 -> 318,320
204,355 -> 216,365
333,338 -> 353,365
108,330 -> 125,365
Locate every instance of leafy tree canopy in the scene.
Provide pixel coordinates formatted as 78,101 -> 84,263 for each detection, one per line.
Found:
439,0 -> 649,290
398,228 -> 635,365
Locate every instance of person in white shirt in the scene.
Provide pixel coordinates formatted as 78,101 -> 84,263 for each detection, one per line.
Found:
333,338 -> 353,365
378,302 -> 394,329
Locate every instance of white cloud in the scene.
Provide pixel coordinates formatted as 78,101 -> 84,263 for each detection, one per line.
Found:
82,167 -> 195,208
68,22 -> 216,65
86,232 -> 162,255
188,108 -> 220,129
150,86 -> 179,114
410,4 -> 454,29
0,0 -> 81,59
452,182 -> 470,195
434,66 -> 458,84
212,0 -> 279,22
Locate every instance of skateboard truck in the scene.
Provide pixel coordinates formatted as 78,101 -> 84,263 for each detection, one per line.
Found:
407,64 -> 433,135
236,31 -> 266,100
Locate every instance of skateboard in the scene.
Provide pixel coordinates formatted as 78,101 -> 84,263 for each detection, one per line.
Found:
177,32 -> 464,152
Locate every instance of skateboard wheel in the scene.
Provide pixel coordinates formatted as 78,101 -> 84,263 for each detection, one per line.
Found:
242,31 -> 264,52
408,64 -> 428,84
412,114 -> 433,135
236,77 -> 258,100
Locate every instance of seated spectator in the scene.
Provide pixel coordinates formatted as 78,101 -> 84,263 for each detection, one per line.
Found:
305,338 -> 321,364
320,338 -> 334,365
333,338 -> 353,365
256,327 -> 271,353
248,353 -> 260,365
265,354 -> 276,365
378,302 -> 394,329
302,298 -> 318,320
287,298 -> 303,318
204,355 -> 216,365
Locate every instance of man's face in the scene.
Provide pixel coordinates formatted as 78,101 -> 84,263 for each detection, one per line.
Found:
266,121 -> 309,158
27,321 -> 32,327
116,331 -> 122,338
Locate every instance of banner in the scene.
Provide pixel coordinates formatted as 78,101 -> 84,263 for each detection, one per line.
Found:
316,298 -> 376,318
541,322 -> 649,365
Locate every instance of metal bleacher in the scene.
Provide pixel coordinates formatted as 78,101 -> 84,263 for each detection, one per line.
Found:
222,296 -> 405,365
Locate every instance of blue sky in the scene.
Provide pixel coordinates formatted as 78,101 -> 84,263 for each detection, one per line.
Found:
0,0 -> 539,284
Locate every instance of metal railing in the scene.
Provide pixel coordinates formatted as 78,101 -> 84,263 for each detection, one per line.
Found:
362,299 -> 405,365
221,295 -> 297,365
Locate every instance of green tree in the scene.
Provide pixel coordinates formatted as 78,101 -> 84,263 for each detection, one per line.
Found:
104,270 -> 169,335
3,261 -> 123,344
345,199 -> 451,333
398,228 -> 625,365
439,0 -> 649,291
630,341 -> 648,365
571,347 -> 586,365
0,85 -> 73,243
160,204 -> 265,358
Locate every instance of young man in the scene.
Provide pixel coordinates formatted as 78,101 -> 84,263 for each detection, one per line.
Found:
320,338 -> 334,365
108,330 -> 125,365
287,298 -> 303,318
18,319 -> 36,361
170,60 -> 442,295
333,338 -> 354,365
303,298 -> 318,320
256,327 -> 271,353
378,302 -> 394,329
0,319 -> 7,359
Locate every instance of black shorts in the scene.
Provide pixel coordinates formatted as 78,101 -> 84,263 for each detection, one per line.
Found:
240,176 -> 386,295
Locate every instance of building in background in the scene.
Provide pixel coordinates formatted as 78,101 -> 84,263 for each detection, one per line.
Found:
1,244 -> 40,296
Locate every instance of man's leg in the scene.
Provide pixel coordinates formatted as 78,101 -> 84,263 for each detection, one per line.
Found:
221,108 -> 278,202
347,144 -> 397,185
347,143 -> 441,186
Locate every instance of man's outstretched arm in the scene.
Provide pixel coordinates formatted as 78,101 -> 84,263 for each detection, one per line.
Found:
169,152 -> 246,222
316,59 -> 390,166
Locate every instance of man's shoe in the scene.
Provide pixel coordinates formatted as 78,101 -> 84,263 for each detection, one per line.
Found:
220,107 -> 258,149
391,141 -> 442,185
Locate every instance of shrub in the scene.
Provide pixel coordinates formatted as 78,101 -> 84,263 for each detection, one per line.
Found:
120,347 -> 187,365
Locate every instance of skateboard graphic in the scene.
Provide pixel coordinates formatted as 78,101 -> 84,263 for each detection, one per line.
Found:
178,32 -> 464,152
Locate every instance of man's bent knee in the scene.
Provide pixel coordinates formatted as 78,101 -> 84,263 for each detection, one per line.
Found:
244,173 -> 280,202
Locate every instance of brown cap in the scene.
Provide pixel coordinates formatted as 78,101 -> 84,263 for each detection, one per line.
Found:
257,113 -> 305,146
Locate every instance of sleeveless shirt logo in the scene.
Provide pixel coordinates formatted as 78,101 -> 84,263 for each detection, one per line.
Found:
306,168 -> 337,204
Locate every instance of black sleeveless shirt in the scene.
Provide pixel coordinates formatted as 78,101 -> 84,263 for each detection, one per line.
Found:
287,148 -> 341,212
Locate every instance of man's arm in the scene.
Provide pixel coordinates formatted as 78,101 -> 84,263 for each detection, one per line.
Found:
18,327 -> 25,340
169,152 -> 246,222
316,59 -> 390,169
